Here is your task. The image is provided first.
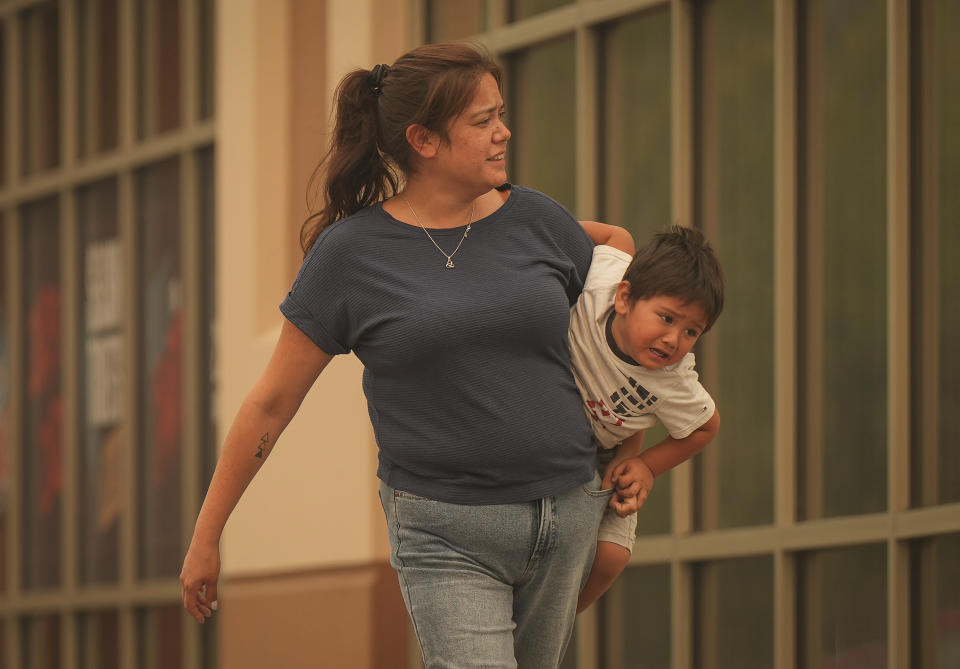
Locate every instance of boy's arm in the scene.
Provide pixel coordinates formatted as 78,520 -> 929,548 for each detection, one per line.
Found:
614,409 -> 720,500
580,220 -> 636,255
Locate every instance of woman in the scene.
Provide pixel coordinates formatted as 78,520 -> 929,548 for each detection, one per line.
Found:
181,42 -> 610,668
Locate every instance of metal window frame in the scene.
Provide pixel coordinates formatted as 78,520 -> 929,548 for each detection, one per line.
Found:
0,0 -> 214,667
411,0 -> 960,668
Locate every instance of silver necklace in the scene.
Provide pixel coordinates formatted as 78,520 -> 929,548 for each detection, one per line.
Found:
402,196 -> 474,269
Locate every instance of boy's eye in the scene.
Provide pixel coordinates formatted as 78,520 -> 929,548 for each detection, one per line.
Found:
685,328 -> 700,338
659,313 -> 673,324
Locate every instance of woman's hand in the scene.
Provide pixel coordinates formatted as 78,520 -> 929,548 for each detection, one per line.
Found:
181,539 -> 221,623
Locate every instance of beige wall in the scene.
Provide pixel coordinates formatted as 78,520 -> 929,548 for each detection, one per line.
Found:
215,0 -> 414,665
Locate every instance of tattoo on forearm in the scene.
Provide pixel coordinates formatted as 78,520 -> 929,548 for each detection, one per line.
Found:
255,432 -> 271,459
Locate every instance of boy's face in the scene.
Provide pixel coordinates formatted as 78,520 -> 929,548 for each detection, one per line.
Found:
612,284 -> 708,369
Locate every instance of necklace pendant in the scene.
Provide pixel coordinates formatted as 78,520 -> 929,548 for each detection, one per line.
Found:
445,258 -> 455,268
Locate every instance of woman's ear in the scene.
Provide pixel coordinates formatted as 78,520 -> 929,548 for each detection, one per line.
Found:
406,124 -> 438,158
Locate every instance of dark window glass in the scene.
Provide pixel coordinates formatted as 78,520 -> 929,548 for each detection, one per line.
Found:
77,0 -> 120,157
21,615 -> 61,669
78,610 -> 120,669
20,3 -> 61,175
695,557 -> 774,669
79,178 -> 123,584
615,564 -> 671,668
798,0 -> 887,520
799,545 -> 887,669
137,158 -> 182,579
137,0 -> 182,137
22,197 -> 62,590
600,8 -> 672,240
198,0 -> 215,120
694,0 -> 775,530
912,0 -> 960,508
506,36 -> 576,212
138,606 -> 182,669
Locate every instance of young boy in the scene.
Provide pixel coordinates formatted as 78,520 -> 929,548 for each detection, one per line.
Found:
573,223 -> 725,612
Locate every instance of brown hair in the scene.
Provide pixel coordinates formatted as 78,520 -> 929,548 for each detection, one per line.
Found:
621,226 -> 725,332
300,42 -> 503,256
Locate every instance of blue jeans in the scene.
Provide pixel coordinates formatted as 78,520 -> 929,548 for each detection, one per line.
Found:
379,473 -> 611,668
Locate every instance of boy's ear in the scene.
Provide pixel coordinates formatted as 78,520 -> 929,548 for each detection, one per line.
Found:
614,281 -> 633,315
405,124 -> 439,158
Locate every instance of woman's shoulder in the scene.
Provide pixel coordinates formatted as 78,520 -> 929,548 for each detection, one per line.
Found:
307,206 -> 387,252
499,184 -> 579,229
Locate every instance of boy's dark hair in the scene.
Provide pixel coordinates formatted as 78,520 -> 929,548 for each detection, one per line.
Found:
621,225 -> 725,332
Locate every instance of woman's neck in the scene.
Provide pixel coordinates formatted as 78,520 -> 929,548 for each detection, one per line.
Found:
386,184 -> 506,229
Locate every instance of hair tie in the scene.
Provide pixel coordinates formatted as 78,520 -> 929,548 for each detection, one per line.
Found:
369,64 -> 390,96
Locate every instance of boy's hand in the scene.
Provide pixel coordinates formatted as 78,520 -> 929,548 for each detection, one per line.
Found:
610,457 -> 655,518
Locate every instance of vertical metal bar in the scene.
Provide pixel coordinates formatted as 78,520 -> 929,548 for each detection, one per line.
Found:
603,582 -> 627,668
574,23 -> 598,220
3,205 -> 24,669
672,559 -> 693,669
887,0 -> 911,667
408,0 -> 425,45
671,6 -> 695,667
116,1 -> 138,667
801,0 -> 824,523
486,0 -> 507,31
60,183 -> 80,669
774,0 -> 798,665
574,604 -> 599,669
118,166 -> 138,669
59,0 -> 82,637
914,0 -> 940,511
180,147 -> 202,669
4,12 -> 26,669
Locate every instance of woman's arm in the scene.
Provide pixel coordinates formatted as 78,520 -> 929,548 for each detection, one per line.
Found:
180,319 -> 334,622
579,220 -> 636,255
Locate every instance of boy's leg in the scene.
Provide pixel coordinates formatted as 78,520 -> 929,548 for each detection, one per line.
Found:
577,540 -> 631,613
577,506 -> 637,613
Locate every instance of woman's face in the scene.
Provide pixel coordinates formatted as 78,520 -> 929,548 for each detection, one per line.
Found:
434,73 -> 511,192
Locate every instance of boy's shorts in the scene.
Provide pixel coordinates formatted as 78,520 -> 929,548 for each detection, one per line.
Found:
595,445 -> 638,552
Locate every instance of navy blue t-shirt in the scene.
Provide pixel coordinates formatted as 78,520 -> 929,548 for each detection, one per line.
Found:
280,185 -> 595,504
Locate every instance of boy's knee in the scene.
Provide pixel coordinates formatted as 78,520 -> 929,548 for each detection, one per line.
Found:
593,541 -> 631,579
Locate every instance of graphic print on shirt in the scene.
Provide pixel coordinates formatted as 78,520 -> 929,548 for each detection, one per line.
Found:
585,376 -> 659,428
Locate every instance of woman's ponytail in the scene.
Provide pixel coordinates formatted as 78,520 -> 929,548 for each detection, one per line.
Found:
300,68 -> 398,255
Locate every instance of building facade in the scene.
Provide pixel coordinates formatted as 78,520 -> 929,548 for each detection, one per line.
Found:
0,0 -> 958,668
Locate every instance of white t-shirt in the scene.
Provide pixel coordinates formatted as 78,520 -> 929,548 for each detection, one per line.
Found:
569,245 -> 715,450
